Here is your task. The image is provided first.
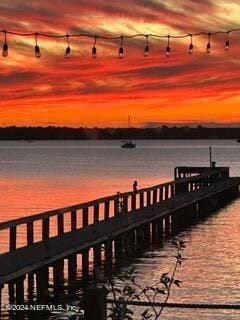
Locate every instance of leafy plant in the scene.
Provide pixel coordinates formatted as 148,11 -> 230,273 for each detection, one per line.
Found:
106,240 -> 186,320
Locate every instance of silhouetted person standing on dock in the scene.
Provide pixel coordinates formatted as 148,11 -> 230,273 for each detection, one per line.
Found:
211,161 -> 216,168
133,180 -> 138,192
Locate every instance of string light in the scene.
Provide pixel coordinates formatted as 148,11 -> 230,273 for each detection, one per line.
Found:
2,29 -> 8,57
188,34 -> 193,54
34,32 -> 41,58
0,27 -> 239,59
165,35 -> 170,57
206,32 -> 211,53
92,35 -> 97,58
118,35 -> 124,58
64,34 -> 71,58
225,31 -> 230,51
144,35 -> 149,57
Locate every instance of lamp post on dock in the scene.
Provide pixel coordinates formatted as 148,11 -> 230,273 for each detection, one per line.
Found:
209,146 -> 212,167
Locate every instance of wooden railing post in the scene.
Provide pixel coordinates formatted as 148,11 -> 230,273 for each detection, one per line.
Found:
27,221 -> 34,245
71,210 -> 77,231
83,207 -> 89,226
9,226 -> 17,251
165,185 -> 169,200
159,187 -> 163,201
131,194 -> 136,210
57,214 -> 64,235
189,182 -> 192,191
123,196 -> 128,213
104,201 -> 110,219
94,204 -> 99,223
147,191 -> 151,206
114,197 -> 119,216
140,192 -> 144,208
153,189 -> 157,203
42,217 -> 50,240
170,184 -> 175,198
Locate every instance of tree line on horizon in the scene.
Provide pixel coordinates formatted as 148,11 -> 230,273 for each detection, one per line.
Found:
0,126 -> 240,140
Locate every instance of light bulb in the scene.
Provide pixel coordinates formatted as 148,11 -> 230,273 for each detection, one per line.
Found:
225,40 -> 229,51
165,46 -> 170,57
206,42 -> 211,53
2,42 -> 8,57
188,43 -> 193,54
118,46 -> 124,58
144,45 -> 149,57
92,46 -> 97,58
64,46 -> 71,59
35,45 -> 41,58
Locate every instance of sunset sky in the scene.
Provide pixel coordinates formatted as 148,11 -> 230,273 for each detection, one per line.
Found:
0,0 -> 240,127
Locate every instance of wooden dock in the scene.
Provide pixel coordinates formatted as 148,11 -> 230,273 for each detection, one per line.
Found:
0,166 -> 239,314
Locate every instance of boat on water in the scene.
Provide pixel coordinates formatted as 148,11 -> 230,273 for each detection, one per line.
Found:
121,140 -> 136,148
121,116 -> 136,148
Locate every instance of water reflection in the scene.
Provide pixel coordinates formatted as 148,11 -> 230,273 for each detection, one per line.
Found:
128,199 -> 240,319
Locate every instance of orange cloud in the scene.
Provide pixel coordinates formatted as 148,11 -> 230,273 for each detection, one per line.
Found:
0,0 -> 240,127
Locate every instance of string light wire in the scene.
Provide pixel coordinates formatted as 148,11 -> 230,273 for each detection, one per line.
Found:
1,27 -> 240,58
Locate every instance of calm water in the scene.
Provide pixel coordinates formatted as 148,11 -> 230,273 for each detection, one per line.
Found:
1,140 -> 240,319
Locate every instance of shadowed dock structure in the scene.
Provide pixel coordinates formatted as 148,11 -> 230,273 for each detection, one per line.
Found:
0,166 -> 239,315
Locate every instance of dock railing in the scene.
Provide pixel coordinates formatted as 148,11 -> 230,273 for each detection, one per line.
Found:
0,167 -> 229,255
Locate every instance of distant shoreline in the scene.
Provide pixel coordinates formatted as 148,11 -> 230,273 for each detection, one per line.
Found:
0,126 -> 240,140
0,138 -> 239,141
